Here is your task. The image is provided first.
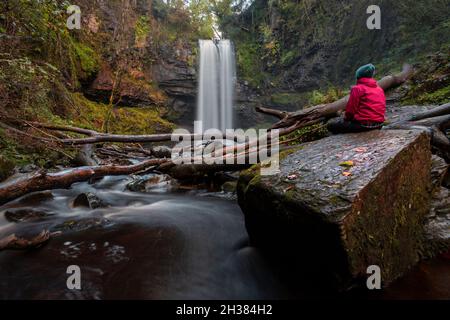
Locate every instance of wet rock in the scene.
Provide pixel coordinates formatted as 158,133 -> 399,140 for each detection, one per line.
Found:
126,174 -> 178,193
238,130 -> 432,288
424,155 -> 450,257
424,187 -> 450,257
222,181 -> 237,193
151,145 -> 172,159
53,217 -> 110,233
72,193 -> 107,209
16,191 -> 54,206
430,155 -> 448,192
18,164 -> 38,174
4,209 -> 51,223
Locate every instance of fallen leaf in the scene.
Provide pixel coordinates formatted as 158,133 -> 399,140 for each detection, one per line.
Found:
339,160 -> 354,167
342,171 -> 352,177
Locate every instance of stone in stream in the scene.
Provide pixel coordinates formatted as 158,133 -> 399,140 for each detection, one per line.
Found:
72,193 -> 107,209
151,146 -> 172,159
4,209 -> 51,223
237,130 -> 432,289
126,174 -> 178,193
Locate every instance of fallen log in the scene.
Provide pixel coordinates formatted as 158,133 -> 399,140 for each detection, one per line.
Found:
0,159 -> 167,206
410,102 -> 450,121
257,64 -> 414,129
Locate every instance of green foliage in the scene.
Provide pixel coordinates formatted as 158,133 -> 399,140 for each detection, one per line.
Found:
71,40 -> 99,77
0,55 -> 64,121
404,84 -> 450,105
217,0 -> 450,93
135,15 -> 151,44
309,87 -> 349,106
0,0 -> 100,87
402,51 -> 450,105
280,124 -> 328,146
280,50 -> 298,67
70,93 -> 175,135
151,0 -> 215,45
236,43 -> 266,87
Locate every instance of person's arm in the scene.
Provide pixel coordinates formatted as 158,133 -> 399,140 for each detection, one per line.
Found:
344,86 -> 362,121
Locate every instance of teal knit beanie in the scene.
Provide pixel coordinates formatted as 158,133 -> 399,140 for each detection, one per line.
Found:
356,64 -> 376,79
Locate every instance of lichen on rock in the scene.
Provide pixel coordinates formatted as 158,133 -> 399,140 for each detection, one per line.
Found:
238,130 -> 432,288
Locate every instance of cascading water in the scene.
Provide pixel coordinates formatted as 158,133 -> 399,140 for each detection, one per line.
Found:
197,39 -> 236,132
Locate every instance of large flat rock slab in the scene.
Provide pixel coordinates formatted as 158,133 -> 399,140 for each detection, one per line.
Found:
238,130 -> 432,288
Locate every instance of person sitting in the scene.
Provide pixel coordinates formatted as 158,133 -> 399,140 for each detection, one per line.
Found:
327,63 -> 386,134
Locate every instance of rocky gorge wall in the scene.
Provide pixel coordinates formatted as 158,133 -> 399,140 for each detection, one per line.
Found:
73,0 -> 199,126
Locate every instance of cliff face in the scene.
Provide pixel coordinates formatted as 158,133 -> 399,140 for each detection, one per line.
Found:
223,0 -> 450,93
0,0 -> 209,169
74,0 -> 198,125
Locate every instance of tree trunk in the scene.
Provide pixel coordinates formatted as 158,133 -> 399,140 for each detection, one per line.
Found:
0,159 -> 167,205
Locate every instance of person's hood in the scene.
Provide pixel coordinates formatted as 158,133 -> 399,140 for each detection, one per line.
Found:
357,77 -> 377,87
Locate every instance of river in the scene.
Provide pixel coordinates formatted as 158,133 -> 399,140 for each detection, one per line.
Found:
0,175 -> 448,299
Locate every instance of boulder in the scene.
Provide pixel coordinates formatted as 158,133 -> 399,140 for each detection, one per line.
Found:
238,130 -> 432,288
151,145 -> 172,159
72,193 -> 108,209
126,174 -> 178,193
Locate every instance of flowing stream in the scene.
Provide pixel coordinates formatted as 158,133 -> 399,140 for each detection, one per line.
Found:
0,175 -> 448,299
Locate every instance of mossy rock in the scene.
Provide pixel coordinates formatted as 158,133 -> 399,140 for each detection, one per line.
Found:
238,130 -> 432,289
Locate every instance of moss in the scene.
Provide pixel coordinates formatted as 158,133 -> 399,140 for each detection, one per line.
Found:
71,40 -> 99,78
0,56 -> 62,121
70,93 -> 174,134
0,155 -> 15,181
343,134 -> 431,282
0,127 -> 74,169
401,51 -> 450,105
278,146 -> 304,161
280,50 -> 298,67
280,124 -> 328,146
135,15 -> 151,45
222,181 -> 237,193
404,84 -> 450,105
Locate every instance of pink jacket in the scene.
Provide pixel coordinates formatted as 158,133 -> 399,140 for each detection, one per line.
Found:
345,78 -> 386,123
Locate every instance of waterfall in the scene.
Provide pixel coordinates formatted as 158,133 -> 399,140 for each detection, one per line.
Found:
197,39 -> 236,132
